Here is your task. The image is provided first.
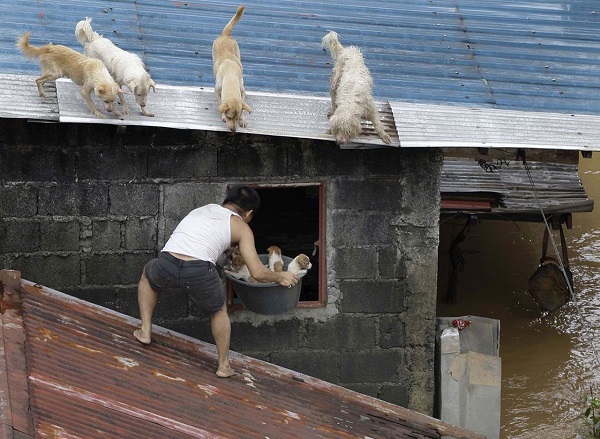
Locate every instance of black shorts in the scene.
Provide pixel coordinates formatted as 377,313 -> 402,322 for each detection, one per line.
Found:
143,252 -> 225,314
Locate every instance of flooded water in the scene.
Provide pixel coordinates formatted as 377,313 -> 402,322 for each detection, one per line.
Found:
437,156 -> 600,439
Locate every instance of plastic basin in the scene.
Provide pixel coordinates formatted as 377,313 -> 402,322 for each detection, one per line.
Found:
224,255 -> 302,315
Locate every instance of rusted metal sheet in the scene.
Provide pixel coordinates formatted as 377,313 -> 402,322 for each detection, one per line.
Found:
0,271 -> 484,439
0,271 -> 34,438
441,157 -> 592,215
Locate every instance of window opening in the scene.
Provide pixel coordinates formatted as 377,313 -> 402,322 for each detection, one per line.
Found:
227,183 -> 325,310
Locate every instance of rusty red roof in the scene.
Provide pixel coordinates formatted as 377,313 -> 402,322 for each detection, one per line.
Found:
0,270 -> 483,439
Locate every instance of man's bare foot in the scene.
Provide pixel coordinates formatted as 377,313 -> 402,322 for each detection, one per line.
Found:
216,364 -> 235,378
133,329 -> 151,345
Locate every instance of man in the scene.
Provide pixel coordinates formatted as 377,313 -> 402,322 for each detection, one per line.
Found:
133,185 -> 298,377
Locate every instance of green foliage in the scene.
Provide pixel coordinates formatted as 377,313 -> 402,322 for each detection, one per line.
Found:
581,385 -> 600,438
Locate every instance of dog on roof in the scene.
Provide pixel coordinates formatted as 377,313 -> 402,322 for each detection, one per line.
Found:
212,4 -> 252,132
322,31 -> 391,145
75,17 -> 156,117
17,32 -> 120,118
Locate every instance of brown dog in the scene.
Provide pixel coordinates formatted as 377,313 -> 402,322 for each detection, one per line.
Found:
17,32 -> 120,118
212,5 -> 252,131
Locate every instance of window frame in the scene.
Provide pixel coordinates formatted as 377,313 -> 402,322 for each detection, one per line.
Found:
226,182 -> 326,311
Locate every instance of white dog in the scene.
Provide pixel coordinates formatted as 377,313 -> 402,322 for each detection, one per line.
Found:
286,254 -> 312,278
17,32 -> 120,118
75,17 -> 156,117
322,31 -> 391,145
212,5 -> 252,131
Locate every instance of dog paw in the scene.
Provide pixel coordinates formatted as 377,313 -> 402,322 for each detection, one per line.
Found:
142,110 -> 155,117
381,133 -> 392,144
238,119 -> 248,128
93,112 -> 107,119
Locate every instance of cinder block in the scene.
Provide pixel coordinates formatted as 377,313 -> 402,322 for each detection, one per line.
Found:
230,320 -> 301,352
341,349 -> 404,383
109,183 -> 159,216
0,220 -> 39,252
270,350 -> 340,383
333,247 -> 377,279
11,254 -> 81,287
379,246 -> 406,279
217,133 -> 287,178
330,210 -> 394,247
92,220 -> 122,251
86,252 -> 154,285
148,144 -> 217,178
125,217 -> 157,250
338,279 -> 404,313
0,185 -> 37,217
0,145 -> 76,182
163,183 -> 224,220
39,183 -> 109,216
40,220 -> 80,251
330,179 -> 403,211
79,145 -> 147,180
306,315 -> 376,350
379,316 -> 406,348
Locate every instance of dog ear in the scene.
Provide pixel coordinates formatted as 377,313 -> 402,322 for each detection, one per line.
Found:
218,102 -> 228,114
242,102 -> 252,114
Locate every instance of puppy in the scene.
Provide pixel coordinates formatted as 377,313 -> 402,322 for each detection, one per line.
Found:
75,17 -> 156,117
266,245 -> 284,272
224,255 -> 256,283
212,4 -> 252,131
17,32 -> 120,118
287,254 -> 312,278
322,31 -> 391,145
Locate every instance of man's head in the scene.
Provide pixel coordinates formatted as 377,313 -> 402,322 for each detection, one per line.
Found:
223,185 -> 261,221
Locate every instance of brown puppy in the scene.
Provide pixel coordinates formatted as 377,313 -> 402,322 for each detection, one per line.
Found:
212,4 -> 252,131
266,245 -> 284,272
17,32 -> 120,118
224,254 -> 256,283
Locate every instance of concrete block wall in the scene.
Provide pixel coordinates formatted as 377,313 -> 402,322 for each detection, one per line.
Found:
0,119 -> 442,414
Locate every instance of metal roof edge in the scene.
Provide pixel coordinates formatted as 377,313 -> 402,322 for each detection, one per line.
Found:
390,101 -> 600,151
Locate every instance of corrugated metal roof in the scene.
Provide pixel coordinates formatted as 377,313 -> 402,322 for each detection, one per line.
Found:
391,102 -> 600,150
441,157 -> 592,216
1,0 -> 600,149
1,0 -> 599,113
0,270 -> 484,439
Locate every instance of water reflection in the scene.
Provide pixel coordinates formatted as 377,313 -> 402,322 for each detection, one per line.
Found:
437,157 -> 600,438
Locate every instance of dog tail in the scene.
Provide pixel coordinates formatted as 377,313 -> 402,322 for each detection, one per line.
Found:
16,32 -> 42,59
221,4 -> 245,36
322,31 -> 344,60
75,17 -> 102,45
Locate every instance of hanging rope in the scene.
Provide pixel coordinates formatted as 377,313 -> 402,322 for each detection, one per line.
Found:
522,156 -> 600,370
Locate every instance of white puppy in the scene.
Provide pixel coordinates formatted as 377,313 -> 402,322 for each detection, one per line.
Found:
286,254 -> 312,278
266,245 -> 284,272
322,31 -> 391,145
75,17 -> 156,117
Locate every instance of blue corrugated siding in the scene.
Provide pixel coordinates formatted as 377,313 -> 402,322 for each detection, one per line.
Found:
1,0 -> 599,114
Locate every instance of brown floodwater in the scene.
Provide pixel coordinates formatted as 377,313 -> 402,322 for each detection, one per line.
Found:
437,156 -> 600,438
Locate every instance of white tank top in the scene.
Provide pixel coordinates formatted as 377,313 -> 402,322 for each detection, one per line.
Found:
162,204 -> 240,264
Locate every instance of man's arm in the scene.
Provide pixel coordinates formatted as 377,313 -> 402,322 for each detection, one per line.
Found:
230,216 -> 298,287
